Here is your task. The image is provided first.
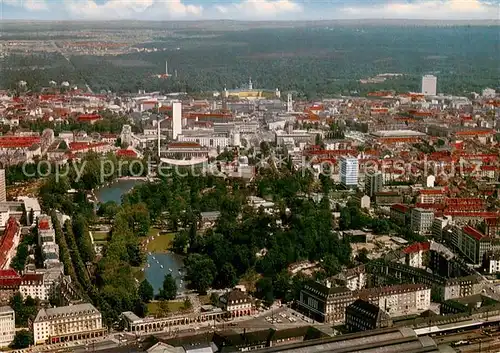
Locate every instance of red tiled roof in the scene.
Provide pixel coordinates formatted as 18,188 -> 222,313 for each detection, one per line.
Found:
0,136 -> 40,148
77,114 -> 101,121
463,226 -> 485,241
38,220 -> 50,230
0,217 -> 19,268
419,189 -> 445,195
403,242 -> 430,254
390,204 -> 409,213
21,273 -> 44,283
69,142 -> 108,152
116,149 -> 137,157
0,269 -> 21,287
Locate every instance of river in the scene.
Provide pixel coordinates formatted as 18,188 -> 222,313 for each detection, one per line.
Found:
96,179 -> 185,295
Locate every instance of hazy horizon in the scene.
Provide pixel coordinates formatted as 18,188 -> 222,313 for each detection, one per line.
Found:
1,0 -> 499,21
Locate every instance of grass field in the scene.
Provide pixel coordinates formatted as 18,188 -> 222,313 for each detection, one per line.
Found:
146,233 -> 175,253
132,267 -> 145,282
93,231 -> 110,242
147,301 -> 185,316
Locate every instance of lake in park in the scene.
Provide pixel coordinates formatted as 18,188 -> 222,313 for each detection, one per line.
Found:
95,179 -> 144,204
96,179 -> 186,295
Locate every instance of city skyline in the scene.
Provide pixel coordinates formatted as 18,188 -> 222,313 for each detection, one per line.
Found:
1,0 -> 499,20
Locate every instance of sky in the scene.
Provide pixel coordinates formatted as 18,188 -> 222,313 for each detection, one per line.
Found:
0,0 -> 499,20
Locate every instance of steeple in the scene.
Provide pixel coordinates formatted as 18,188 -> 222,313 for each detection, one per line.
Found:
248,77 -> 253,90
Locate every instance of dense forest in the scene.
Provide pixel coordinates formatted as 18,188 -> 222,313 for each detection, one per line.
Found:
2,26 -> 498,97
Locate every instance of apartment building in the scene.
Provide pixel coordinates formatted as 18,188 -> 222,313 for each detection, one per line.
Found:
451,225 -> 500,265
33,303 -> 105,345
411,208 -> 435,235
0,306 -> 15,348
297,280 -> 354,323
365,172 -> 383,198
357,284 -> 431,316
417,189 -> 445,204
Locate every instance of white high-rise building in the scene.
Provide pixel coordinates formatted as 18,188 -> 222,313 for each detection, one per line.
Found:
0,169 -> 5,202
411,208 -> 435,235
340,157 -> 359,189
421,75 -> 437,96
172,101 -> 182,140
0,306 -> 15,348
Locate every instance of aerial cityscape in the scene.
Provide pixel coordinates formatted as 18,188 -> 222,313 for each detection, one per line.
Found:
0,1 -> 499,353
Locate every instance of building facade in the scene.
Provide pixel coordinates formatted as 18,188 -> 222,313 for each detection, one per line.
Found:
219,289 -> 253,317
339,157 -> 359,189
357,284 -> 431,316
365,172 -> 383,198
0,306 -> 15,348
297,281 -> 354,323
422,75 -> 437,96
345,299 -> 392,332
33,303 -> 105,345
411,208 -> 435,235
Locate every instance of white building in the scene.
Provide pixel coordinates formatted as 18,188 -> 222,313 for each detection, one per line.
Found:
482,88 -> 496,98
340,157 -> 359,189
219,289 -> 253,318
0,306 -> 15,348
178,134 -> 230,149
172,101 -> 182,140
421,75 -> 437,96
20,273 -> 48,300
360,284 -> 431,316
411,208 -> 435,235
33,303 -> 105,345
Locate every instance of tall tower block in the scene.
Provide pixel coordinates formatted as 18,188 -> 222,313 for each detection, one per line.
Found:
0,169 -> 6,202
172,101 -> 182,140
287,93 -> 293,113
165,60 -> 169,76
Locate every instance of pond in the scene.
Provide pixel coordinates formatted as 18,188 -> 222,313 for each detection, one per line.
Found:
95,179 -> 144,205
144,253 -> 187,295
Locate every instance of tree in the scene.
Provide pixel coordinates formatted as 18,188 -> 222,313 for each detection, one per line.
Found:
59,140 -> 68,150
215,263 -> 238,288
172,231 -> 189,254
138,279 -> 154,303
322,254 -> 341,276
182,297 -> 193,311
10,330 -> 33,349
210,292 -> 220,306
159,274 -> 177,300
256,277 -> 274,307
184,254 -> 217,294
356,248 -> 370,264
28,208 -> 34,225
157,300 -> 170,318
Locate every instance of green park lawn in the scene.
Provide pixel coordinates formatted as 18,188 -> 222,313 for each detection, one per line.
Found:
146,232 -> 175,253
147,300 -> 185,316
